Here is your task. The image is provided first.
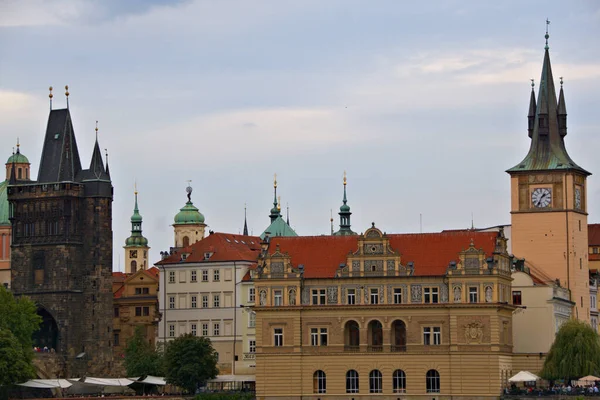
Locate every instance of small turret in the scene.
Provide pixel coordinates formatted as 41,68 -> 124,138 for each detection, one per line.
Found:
334,172 -> 357,236
557,77 -> 567,137
269,174 -> 280,223
527,80 -> 536,138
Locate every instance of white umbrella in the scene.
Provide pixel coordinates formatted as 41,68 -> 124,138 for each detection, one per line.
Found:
509,371 -> 540,382
18,379 -> 72,389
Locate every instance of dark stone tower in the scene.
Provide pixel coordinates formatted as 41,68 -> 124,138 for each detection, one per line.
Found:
7,100 -> 114,377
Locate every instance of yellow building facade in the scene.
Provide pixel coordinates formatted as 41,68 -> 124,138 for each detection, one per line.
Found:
254,226 -> 516,399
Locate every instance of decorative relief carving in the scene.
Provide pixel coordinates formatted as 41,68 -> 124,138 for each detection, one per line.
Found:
464,322 -> 484,344
453,286 -> 462,302
301,287 -> 310,305
366,229 -> 381,238
440,284 -> 449,303
379,285 -> 384,301
387,285 -> 392,304
352,261 -> 360,272
270,262 -> 284,275
327,287 -> 338,304
288,288 -> 296,305
387,260 -> 395,271
465,257 -> 480,270
364,244 -> 383,254
485,286 -> 493,303
341,286 -> 346,303
410,285 -> 422,303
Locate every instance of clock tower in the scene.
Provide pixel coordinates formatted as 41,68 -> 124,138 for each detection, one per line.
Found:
124,188 -> 149,273
507,30 -> 591,321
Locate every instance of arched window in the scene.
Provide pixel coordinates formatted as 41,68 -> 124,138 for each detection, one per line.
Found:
313,370 -> 326,394
345,320 -> 360,350
130,260 -> 137,273
392,320 -> 407,351
393,369 -> 406,393
368,320 -> 383,350
182,236 -> 190,247
369,370 -> 382,393
346,370 -> 359,393
426,369 -> 440,393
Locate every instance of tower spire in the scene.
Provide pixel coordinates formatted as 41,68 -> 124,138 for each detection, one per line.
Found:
557,76 -> 567,137
269,174 -> 281,223
286,203 -> 290,225
243,203 -> 249,236
49,86 -> 53,110
527,79 -> 536,138
333,171 -> 356,236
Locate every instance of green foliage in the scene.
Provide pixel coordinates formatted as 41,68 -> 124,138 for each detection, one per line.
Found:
541,319 -> 600,381
195,394 -> 254,400
0,286 -> 40,386
124,326 -> 165,377
164,334 -> 218,393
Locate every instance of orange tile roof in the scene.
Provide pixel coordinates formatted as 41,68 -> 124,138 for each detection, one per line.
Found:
269,231 -> 499,278
112,272 -> 127,282
590,254 -> 600,262
146,266 -> 159,277
156,232 -> 262,265
113,285 -> 125,299
590,224 -> 600,246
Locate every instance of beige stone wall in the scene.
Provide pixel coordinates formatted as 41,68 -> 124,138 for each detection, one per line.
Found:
173,224 -> 205,248
124,246 -> 149,274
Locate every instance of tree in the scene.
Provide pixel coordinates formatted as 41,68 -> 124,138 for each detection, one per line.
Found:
164,334 -> 218,393
0,285 -> 40,386
124,326 -> 165,377
541,319 -> 600,381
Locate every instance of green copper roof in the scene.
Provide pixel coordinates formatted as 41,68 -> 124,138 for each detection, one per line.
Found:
507,44 -> 590,176
6,151 -> 29,165
0,180 -> 9,225
174,201 -> 205,225
125,235 -> 148,247
260,215 -> 297,239
131,193 -> 142,223
125,191 -> 148,247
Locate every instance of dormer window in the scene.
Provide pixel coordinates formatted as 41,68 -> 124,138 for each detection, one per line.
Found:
181,253 -> 188,261
204,252 -> 213,260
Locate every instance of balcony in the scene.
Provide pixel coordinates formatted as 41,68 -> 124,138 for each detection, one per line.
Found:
344,345 -> 360,352
391,345 -> 406,352
367,345 -> 383,352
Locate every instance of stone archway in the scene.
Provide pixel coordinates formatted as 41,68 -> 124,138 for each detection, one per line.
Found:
33,306 -> 59,351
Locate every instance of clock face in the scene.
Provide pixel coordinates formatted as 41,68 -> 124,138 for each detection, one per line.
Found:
532,188 -> 552,208
575,187 -> 582,209
130,250 -> 138,258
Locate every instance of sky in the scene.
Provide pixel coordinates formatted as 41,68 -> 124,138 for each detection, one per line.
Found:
1,0 -> 599,272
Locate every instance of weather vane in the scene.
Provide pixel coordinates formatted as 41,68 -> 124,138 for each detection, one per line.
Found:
545,19 -> 551,49
186,180 -> 193,202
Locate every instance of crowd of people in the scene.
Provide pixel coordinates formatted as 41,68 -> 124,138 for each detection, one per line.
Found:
33,346 -> 55,353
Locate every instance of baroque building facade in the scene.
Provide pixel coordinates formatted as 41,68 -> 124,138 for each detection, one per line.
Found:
8,99 -> 114,378
253,225 -> 515,399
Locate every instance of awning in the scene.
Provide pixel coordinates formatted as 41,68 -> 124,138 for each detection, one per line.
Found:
136,376 -> 167,385
18,379 -> 72,389
207,375 -> 255,383
509,371 -> 540,382
574,375 -> 600,386
78,377 -> 134,387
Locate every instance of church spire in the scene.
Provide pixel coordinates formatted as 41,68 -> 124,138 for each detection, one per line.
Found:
527,79 -> 536,138
333,171 -> 356,236
243,203 -> 249,236
89,121 -> 106,179
269,174 -> 281,223
557,76 -> 567,137
507,23 -> 589,176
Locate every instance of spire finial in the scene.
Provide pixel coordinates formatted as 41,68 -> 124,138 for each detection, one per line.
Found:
286,203 -> 290,225
134,180 -> 138,195
343,170 -> 347,186
530,78 -> 535,90
186,180 -> 193,202
16,138 -> 20,153
545,19 -> 550,50
330,209 -> 334,235
49,86 -> 53,110
277,196 -> 281,211
65,85 -> 70,108
560,76 -> 563,88
95,120 -> 99,140
243,202 -> 248,236
274,173 -> 277,188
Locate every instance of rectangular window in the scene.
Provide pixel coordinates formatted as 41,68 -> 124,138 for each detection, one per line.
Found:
311,328 -> 319,346
248,312 -> 256,328
169,296 -> 175,309
168,271 -> 175,283
213,269 -> 220,282
114,307 -> 119,317
274,290 -> 283,306
347,288 -> 356,305
213,294 -> 220,308
320,328 -> 328,346
433,327 -> 441,345
191,270 -> 197,282
135,287 -> 142,295
191,324 -> 197,336
274,328 -> 283,346
191,295 -> 197,308
312,289 -> 326,305
143,306 -> 150,316
135,307 -> 142,317
512,291 -> 522,305
142,287 -> 149,294
394,288 -> 402,304
202,323 -> 208,336
202,270 -> 209,282
169,324 -> 175,338
202,295 -> 209,308
213,322 -> 220,336
370,288 -> 379,304
469,287 -> 478,303
114,332 -> 120,346
249,288 -> 256,303
249,340 -> 256,353
424,287 -> 439,303
594,247 -> 599,254
423,327 -> 431,345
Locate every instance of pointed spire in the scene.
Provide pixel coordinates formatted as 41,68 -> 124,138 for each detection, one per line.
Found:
286,203 -> 290,225
65,85 -> 70,109
527,79 -> 536,138
8,149 -> 16,184
89,121 -> 106,178
342,170 -> 348,205
243,203 -> 249,236
334,171 -> 356,236
104,148 -> 110,176
269,174 -> 280,223
557,76 -> 567,137
125,184 -> 149,250
330,209 -> 334,235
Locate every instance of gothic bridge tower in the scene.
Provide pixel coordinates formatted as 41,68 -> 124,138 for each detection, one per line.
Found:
8,88 -> 114,377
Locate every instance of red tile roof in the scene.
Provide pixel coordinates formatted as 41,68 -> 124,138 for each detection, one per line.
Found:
156,232 -> 262,265
112,272 -> 127,283
590,224 -> 600,246
113,285 -> 125,299
270,231 -> 499,278
146,266 -> 159,277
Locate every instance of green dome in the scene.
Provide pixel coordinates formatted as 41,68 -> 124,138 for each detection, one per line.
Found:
340,204 -> 350,212
125,235 -> 148,247
0,181 -> 9,225
6,152 -> 29,164
131,210 -> 143,223
174,201 -> 205,225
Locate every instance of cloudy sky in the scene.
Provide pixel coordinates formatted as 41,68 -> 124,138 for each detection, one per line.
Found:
1,0 -> 599,271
